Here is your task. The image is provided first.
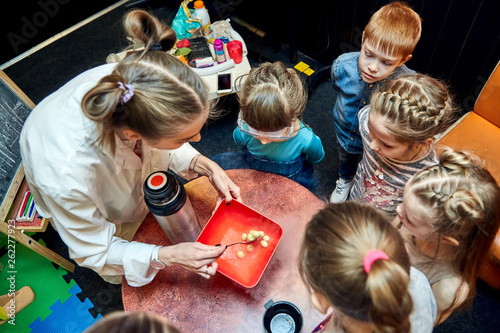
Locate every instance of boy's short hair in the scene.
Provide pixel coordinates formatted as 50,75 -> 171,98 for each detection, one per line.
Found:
363,1 -> 422,58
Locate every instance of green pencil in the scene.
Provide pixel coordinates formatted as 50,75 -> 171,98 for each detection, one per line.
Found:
23,193 -> 33,217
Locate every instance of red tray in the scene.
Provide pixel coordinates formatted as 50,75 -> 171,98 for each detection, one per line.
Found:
197,200 -> 283,288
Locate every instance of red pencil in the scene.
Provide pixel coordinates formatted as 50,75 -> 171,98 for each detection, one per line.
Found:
17,190 -> 31,220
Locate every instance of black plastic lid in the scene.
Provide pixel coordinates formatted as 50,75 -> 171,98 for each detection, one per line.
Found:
143,171 -> 187,216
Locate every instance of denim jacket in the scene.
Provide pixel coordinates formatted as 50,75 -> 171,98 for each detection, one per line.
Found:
331,52 -> 415,154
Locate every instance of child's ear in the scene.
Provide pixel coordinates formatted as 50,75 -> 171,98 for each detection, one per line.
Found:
419,138 -> 434,149
442,235 -> 460,246
123,129 -> 142,141
311,291 -> 331,314
398,54 -> 413,66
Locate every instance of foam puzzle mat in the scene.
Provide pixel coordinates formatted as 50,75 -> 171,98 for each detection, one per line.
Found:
0,233 -> 103,332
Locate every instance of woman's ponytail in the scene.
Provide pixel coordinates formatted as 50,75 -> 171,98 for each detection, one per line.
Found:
124,10 -> 176,53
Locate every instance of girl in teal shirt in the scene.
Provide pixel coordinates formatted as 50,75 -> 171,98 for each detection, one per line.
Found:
212,62 -> 325,194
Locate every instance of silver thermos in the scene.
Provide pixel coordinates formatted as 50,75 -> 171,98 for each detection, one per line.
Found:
144,171 -> 201,244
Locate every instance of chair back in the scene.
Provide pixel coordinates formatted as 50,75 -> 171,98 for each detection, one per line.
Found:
475,61 -> 500,126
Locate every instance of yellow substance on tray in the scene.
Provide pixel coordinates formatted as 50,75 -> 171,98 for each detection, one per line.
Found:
239,230 -> 272,253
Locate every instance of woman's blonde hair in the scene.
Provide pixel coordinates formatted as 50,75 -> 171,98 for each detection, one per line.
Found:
81,10 -> 211,154
299,202 -> 413,333
83,311 -> 180,333
236,61 -> 307,132
370,74 -> 454,145
363,1 -> 422,58
406,147 -> 500,311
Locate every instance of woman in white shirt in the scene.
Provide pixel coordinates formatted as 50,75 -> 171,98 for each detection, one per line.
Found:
19,10 -> 241,286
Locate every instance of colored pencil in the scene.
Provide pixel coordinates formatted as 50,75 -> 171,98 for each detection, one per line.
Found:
27,199 -> 36,219
23,193 -> 33,217
16,191 -> 31,220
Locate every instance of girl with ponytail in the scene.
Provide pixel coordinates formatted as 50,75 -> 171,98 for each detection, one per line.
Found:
395,147 -> 500,324
300,202 -> 437,332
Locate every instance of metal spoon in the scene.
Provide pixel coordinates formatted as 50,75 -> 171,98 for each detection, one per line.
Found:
216,235 -> 262,248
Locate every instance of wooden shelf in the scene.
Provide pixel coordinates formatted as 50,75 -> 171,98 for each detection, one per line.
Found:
6,178 -> 50,232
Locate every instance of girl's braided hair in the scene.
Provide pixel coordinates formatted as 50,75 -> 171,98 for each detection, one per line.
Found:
370,74 -> 454,144
407,147 -> 500,313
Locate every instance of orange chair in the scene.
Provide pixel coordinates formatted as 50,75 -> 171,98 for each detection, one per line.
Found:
436,60 -> 500,289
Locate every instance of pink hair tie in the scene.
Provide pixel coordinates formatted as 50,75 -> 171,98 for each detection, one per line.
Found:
363,249 -> 389,274
117,81 -> 134,105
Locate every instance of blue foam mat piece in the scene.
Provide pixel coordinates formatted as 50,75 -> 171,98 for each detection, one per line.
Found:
29,284 -> 103,333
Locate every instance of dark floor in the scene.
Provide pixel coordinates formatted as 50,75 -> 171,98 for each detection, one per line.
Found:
3,1 -> 500,332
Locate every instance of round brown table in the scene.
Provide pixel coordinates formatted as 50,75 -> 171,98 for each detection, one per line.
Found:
122,169 -> 327,332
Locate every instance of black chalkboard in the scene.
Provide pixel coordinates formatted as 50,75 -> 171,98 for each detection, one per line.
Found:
0,70 -> 35,221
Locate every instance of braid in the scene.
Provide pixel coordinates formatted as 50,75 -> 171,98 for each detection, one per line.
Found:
439,148 -> 480,175
406,148 -> 500,311
414,179 -> 485,228
371,74 -> 454,143
444,190 -> 485,224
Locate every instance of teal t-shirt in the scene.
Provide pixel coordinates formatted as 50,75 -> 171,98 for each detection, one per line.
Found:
233,120 -> 325,164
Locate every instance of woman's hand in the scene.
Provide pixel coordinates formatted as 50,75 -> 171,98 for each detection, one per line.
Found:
190,154 -> 241,202
158,243 -> 226,279
208,166 -> 241,203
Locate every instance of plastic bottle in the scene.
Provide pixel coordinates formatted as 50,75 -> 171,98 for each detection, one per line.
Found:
144,171 -> 201,245
193,0 -> 211,37
214,39 -> 226,63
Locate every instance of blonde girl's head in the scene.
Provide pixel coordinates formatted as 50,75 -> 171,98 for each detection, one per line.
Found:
370,74 -> 454,147
404,147 -> 500,309
299,202 -> 413,333
81,10 -> 211,154
236,61 -> 307,132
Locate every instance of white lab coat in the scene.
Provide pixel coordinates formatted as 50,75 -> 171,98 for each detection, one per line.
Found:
19,63 -> 199,286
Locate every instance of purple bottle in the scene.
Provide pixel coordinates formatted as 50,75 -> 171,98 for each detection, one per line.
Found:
214,39 -> 226,64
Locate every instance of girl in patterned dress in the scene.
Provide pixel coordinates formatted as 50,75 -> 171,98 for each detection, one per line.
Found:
349,74 -> 455,216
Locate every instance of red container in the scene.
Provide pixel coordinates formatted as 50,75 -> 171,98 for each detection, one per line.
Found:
227,40 -> 243,64
197,200 -> 282,288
